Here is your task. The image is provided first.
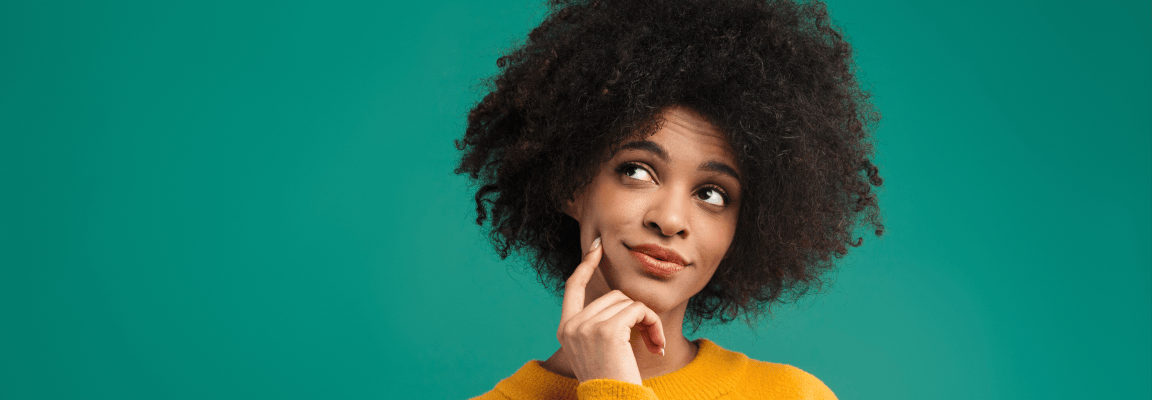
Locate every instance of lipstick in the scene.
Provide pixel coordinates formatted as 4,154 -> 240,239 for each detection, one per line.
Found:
628,244 -> 687,277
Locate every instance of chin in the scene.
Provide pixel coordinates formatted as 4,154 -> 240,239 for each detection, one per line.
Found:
601,254 -> 687,314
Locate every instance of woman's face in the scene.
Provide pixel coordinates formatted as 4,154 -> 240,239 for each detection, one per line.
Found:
567,106 -> 741,315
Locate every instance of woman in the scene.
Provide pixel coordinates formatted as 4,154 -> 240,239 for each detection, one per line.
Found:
457,0 -> 883,398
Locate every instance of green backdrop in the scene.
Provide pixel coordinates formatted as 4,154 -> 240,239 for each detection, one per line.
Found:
2,1 -> 1149,399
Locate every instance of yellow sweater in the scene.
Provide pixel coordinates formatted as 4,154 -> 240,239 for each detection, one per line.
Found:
471,338 -> 837,400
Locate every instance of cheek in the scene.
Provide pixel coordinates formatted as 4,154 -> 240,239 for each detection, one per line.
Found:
702,218 -> 738,266
584,187 -> 642,231
572,187 -> 635,254
588,202 -> 637,241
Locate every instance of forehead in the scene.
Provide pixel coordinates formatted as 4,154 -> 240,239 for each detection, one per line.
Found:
660,106 -> 724,140
644,107 -> 737,165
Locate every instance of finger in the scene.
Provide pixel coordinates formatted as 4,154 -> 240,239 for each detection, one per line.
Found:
560,300 -> 633,346
571,292 -> 635,325
580,297 -> 635,326
639,325 -> 658,356
560,292 -> 631,337
604,302 -> 666,356
560,237 -> 602,324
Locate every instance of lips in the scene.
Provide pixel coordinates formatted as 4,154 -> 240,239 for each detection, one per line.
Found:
627,244 -> 688,277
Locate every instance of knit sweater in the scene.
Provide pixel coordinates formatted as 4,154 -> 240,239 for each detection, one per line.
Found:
470,338 -> 837,400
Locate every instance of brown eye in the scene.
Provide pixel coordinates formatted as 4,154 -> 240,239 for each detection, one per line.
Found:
697,187 -> 726,206
619,164 -> 654,182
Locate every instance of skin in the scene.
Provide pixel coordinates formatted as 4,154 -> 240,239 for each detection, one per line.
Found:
539,106 -> 742,384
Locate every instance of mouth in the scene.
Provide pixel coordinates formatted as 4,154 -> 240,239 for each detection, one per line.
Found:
626,243 -> 688,277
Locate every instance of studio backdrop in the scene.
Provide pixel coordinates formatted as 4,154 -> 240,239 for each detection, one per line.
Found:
1,1 -> 1149,399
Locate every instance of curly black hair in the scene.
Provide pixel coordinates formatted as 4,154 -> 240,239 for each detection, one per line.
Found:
456,0 -> 882,328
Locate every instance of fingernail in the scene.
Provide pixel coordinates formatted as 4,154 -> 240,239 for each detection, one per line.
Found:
660,347 -> 665,357
591,237 -> 601,250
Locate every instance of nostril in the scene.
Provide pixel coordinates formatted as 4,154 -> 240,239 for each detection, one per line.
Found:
644,209 -> 687,237
647,221 -> 667,234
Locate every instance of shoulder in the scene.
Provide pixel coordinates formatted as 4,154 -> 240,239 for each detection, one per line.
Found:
469,360 -> 578,400
737,359 -> 838,400
691,339 -> 836,400
469,388 -> 512,400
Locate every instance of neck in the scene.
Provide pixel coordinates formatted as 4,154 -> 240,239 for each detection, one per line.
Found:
631,306 -> 700,379
540,305 -> 700,381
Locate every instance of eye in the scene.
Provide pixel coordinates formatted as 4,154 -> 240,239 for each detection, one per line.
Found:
697,187 -> 727,206
618,163 -> 654,182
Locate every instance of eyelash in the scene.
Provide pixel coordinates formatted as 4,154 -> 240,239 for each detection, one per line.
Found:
614,162 -> 731,206
697,185 -> 730,205
615,162 -> 652,181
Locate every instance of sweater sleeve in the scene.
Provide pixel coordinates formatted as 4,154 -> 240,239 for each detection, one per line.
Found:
577,379 -> 659,400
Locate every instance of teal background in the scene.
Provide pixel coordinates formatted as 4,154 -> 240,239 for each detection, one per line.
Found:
2,1 -> 1149,399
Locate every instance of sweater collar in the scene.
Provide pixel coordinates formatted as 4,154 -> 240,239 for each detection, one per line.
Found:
494,338 -> 748,400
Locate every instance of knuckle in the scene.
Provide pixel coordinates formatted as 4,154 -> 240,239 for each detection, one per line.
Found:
565,322 -> 580,335
595,324 -> 617,338
632,303 -> 656,318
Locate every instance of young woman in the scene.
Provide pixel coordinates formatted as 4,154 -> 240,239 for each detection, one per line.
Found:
457,0 -> 883,398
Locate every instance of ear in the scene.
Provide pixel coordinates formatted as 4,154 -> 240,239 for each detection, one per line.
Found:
562,197 -> 581,220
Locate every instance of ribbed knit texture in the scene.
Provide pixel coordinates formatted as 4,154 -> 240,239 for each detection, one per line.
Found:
471,338 -> 837,400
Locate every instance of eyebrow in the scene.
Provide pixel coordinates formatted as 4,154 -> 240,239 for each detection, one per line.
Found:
619,140 -> 668,162
618,140 -> 741,182
699,161 -> 741,182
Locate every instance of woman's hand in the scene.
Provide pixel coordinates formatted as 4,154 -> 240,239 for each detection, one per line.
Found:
557,237 -> 667,385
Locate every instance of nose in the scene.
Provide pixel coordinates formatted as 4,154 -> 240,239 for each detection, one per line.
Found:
644,193 -> 689,238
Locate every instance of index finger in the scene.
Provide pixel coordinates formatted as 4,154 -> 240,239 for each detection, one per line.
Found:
560,237 -> 602,323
